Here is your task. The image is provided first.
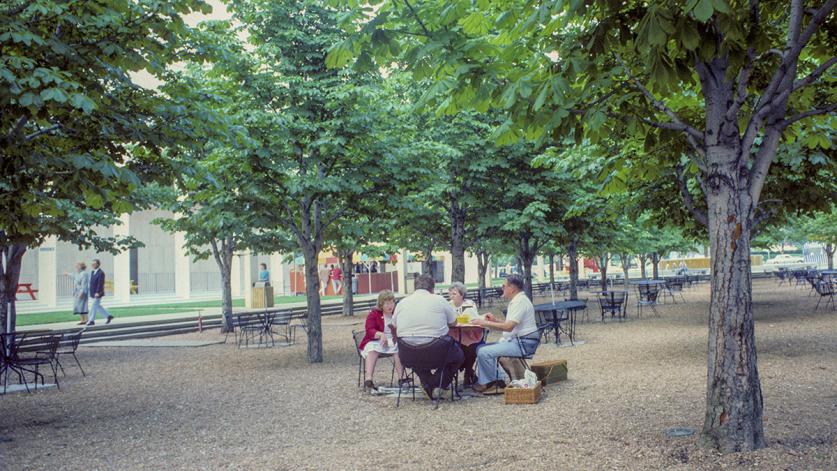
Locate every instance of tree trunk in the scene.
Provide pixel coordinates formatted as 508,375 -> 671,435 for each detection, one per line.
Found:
639,254 -> 648,279
210,237 -> 235,333
548,253 -> 555,285
421,245 -> 434,278
340,250 -> 354,316
476,249 -> 489,307
302,246 -> 323,363
652,252 -> 660,279
0,244 -> 26,335
567,239 -> 579,300
699,146 -> 765,452
557,254 -> 564,272
598,254 -> 609,291
621,254 -> 631,290
450,202 -> 466,283
518,235 -> 536,300
826,243 -> 834,270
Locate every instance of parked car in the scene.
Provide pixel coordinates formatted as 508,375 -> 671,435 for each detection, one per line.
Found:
765,254 -> 804,265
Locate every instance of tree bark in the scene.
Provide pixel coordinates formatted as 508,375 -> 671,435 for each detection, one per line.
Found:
340,249 -> 354,316
556,254 -> 564,272
302,245 -> 323,363
699,145 -> 765,452
621,254 -> 631,290
210,237 -> 235,333
826,243 -> 834,270
518,235 -> 536,300
450,201 -> 466,283
567,239 -> 579,300
598,254 -> 609,291
0,244 -> 26,334
421,245 -> 434,278
476,249 -> 489,306
639,254 -> 648,279
652,252 -> 660,279
548,253 -> 555,285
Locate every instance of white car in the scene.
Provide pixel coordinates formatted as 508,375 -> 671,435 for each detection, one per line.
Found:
765,254 -> 804,265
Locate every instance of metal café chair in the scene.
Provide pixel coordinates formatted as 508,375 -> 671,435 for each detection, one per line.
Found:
396,336 -> 460,409
636,284 -> 661,318
813,280 -> 835,311
597,291 -> 628,322
351,330 -> 396,390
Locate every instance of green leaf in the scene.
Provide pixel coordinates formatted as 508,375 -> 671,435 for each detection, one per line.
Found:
692,0 -> 714,22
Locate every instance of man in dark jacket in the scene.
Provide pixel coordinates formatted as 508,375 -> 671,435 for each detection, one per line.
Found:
87,259 -> 114,325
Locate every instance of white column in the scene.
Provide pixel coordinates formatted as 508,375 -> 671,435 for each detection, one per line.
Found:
174,232 -> 191,300
536,255 -> 545,281
396,249 -> 408,295
231,254 -> 242,297
442,252 -> 452,285
270,253 -> 286,296
464,252 -> 479,285
242,252 -> 254,308
37,236 -> 58,307
113,214 -> 131,303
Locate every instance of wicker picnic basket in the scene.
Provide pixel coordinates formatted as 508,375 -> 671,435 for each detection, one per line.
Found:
504,382 -> 543,404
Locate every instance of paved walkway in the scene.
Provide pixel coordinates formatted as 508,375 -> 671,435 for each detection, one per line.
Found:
19,294 -> 380,332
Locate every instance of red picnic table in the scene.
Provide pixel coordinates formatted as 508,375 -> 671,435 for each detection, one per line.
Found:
16,283 -> 38,300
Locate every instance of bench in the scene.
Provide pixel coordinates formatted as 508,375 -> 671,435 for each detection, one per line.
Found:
15,283 -> 38,300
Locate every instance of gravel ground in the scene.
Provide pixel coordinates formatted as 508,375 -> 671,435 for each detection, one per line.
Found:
1,278 -> 835,470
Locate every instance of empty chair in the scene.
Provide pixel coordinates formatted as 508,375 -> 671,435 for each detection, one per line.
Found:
54,330 -> 85,377
597,291 -> 628,322
813,280 -> 835,311
636,284 -> 660,318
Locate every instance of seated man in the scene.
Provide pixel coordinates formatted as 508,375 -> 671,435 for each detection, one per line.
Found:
469,274 -> 539,392
391,274 -> 463,399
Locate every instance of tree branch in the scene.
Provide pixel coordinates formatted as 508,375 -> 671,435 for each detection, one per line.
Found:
24,124 -> 61,141
781,103 -> 837,128
400,0 -> 431,37
8,115 -> 28,140
793,56 -> 837,92
631,114 -> 706,159
614,54 -> 704,143
675,164 -> 708,227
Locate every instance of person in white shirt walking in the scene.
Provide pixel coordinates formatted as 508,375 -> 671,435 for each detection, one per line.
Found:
470,274 -> 539,392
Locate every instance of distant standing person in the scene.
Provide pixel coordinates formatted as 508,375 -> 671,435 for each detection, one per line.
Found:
319,265 -> 330,296
73,262 -> 90,325
370,261 -> 378,273
258,263 -> 270,283
87,259 -> 114,325
329,264 -> 343,294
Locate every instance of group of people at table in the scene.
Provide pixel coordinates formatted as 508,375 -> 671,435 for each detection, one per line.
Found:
357,274 -> 539,398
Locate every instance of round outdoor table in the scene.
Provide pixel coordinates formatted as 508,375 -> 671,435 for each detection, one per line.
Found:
820,270 -> 837,276
533,300 -> 586,345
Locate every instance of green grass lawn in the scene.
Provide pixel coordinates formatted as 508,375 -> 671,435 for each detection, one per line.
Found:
17,295 -> 342,327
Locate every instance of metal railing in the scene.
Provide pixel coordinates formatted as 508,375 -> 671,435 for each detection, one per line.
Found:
190,272 -> 221,292
136,273 -> 175,294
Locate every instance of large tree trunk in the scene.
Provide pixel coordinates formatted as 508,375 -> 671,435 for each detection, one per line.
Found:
699,145 -> 765,452
556,253 -> 564,272
210,237 -> 235,333
598,254 -> 609,291
621,254 -> 631,290
302,246 -> 323,363
567,239 -> 579,300
450,202 -> 466,283
826,243 -> 834,270
0,244 -> 26,335
340,249 -> 354,316
652,252 -> 660,279
638,254 -> 648,279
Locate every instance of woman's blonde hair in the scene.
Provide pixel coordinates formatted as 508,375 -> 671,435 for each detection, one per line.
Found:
376,289 -> 396,309
77,262 -> 87,270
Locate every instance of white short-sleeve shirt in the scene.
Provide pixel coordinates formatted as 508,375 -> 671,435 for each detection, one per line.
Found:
502,291 -> 538,341
392,289 -> 456,339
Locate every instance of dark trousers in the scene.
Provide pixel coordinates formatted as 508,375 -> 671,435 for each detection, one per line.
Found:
460,342 -> 480,382
398,336 -> 464,390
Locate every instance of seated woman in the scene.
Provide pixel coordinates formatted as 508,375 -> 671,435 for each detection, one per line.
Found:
448,282 -> 485,386
358,290 -> 405,392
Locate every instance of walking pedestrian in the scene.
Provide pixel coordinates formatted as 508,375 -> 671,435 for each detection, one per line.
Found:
87,259 -> 114,326
73,262 -> 90,325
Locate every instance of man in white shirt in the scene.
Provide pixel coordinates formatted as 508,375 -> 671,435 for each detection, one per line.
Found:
392,274 -> 463,398
470,274 -> 539,392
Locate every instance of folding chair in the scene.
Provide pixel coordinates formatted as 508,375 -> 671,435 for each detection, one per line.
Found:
396,337 -> 460,409
351,330 -> 395,389
493,327 -> 548,394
